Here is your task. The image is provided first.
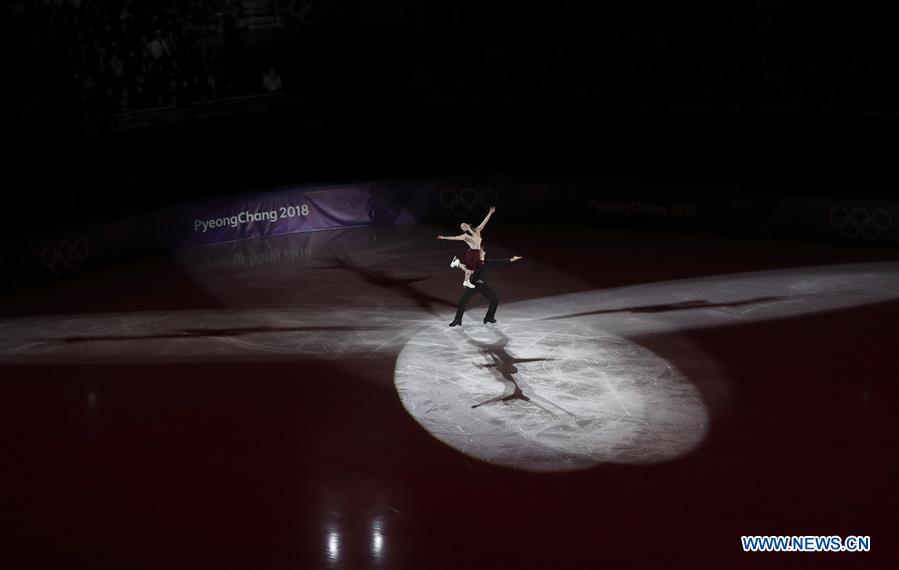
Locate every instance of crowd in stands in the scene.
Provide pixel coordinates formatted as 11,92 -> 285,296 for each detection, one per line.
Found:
2,1 -> 898,240
8,0 -> 897,130
12,0 -> 265,126
392,2 -> 897,112
556,3 -> 892,108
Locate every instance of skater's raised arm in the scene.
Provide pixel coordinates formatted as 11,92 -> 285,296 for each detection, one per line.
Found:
475,206 -> 496,232
437,234 -> 467,241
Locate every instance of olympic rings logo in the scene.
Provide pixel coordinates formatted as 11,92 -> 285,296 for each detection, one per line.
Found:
288,0 -> 341,24
439,187 -> 498,219
829,206 -> 892,241
41,238 -> 90,275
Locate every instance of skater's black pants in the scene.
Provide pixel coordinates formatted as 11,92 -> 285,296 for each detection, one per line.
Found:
454,281 -> 498,323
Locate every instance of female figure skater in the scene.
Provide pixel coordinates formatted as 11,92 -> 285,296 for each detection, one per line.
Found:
437,206 -> 495,288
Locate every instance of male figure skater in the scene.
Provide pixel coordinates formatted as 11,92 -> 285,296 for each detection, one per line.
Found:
449,248 -> 523,326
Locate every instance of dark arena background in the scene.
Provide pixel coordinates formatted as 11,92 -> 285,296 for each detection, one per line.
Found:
1,2 -> 897,569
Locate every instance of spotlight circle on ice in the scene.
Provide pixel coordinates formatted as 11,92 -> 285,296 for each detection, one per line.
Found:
394,319 -> 708,472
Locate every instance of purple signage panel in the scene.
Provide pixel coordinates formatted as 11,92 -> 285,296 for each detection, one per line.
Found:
154,184 -> 376,249
3,178 -> 897,295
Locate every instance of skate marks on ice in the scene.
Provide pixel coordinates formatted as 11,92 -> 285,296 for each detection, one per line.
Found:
393,261 -> 899,472
529,261 -> 899,336
2,261 -> 896,367
394,320 -> 708,472
0,308 -> 428,364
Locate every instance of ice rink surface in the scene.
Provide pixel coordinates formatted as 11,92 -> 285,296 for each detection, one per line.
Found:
1,224 -> 897,569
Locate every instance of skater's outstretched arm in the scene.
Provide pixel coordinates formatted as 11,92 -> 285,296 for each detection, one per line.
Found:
437,234 -> 467,241
487,255 -> 523,264
475,206 -> 496,232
